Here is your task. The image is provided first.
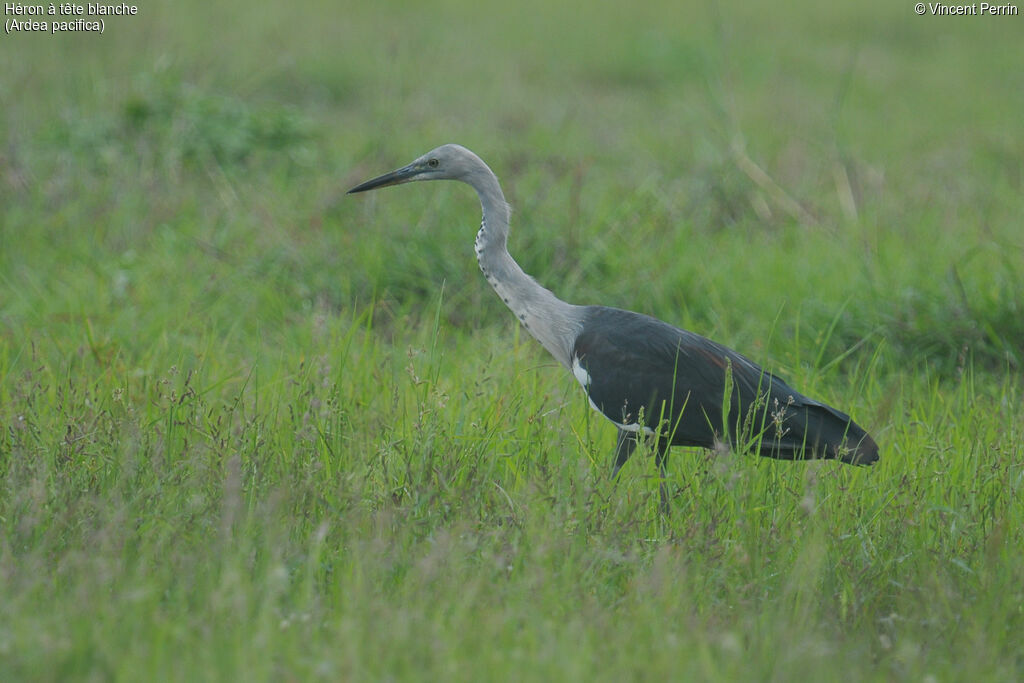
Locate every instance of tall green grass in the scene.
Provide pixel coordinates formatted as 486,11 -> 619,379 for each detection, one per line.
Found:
2,0 -> 1022,679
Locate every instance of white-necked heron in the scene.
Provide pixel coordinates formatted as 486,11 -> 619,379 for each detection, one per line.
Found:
348,144 -> 879,507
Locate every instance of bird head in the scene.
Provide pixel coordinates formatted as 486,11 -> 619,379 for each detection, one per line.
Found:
347,144 -> 482,194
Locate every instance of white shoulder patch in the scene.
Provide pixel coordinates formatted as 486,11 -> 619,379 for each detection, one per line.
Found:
571,356 -> 590,388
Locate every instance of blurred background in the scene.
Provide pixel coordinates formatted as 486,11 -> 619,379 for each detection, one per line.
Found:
2,0 -> 1021,379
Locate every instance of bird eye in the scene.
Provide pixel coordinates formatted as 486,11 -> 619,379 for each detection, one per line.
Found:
427,158 -> 439,168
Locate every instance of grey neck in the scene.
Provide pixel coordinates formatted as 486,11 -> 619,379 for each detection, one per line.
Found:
468,164 -> 582,369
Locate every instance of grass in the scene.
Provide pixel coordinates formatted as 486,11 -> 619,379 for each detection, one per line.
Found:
2,0 -> 1023,679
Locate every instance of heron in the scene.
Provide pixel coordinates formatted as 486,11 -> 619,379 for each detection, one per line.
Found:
348,144 -> 879,508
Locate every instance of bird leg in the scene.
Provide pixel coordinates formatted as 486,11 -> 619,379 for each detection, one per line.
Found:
612,429 -> 638,478
655,439 -> 671,513
613,430 -> 672,512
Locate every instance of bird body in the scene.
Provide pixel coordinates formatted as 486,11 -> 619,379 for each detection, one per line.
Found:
348,144 -> 879,504
571,305 -> 875,464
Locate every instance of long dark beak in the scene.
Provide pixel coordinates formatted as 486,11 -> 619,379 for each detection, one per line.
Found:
347,163 -> 418,194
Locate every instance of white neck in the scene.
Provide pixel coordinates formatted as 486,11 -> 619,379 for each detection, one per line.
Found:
467,162 -> 582,369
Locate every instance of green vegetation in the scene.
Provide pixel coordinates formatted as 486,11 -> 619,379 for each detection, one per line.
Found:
1,0 -> 1022,679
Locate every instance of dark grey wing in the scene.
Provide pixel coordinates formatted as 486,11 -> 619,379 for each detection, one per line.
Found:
572,306 -> 764,447
571,306 -> 878,464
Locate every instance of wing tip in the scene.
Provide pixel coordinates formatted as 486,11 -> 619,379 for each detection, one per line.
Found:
839,432 -> 880,466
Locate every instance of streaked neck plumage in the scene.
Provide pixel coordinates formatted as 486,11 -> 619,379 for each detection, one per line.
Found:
465,156 -> 581,369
